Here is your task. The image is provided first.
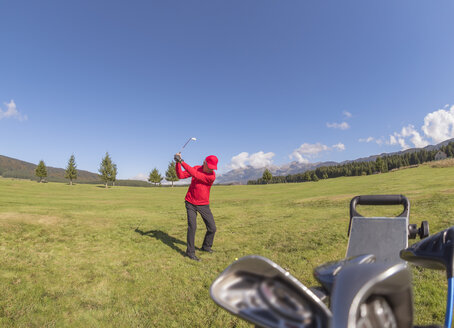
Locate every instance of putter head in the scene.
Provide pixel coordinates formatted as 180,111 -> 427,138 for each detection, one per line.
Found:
210,255 -> 332,328
331,262 -> 413,328
400,226 -> 454,278
314,254 -> 376,294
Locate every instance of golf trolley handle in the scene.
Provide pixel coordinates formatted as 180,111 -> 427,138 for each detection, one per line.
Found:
348,195 -> 409,236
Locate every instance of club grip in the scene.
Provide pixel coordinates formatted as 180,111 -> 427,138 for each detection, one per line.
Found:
348,195 -> 410,236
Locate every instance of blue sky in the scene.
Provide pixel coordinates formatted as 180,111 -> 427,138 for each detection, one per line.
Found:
1,1 -> 454,180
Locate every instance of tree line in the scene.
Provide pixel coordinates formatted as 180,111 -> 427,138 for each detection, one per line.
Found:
248,142 -> 454,185
34,153 -> 182,187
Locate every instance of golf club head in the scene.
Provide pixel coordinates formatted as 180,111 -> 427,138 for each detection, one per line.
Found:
180,137 -> 197,153
400,226 -> 454,278
210,255 -> 332,328
331,262 -> 413,328
314,254 -> 376,294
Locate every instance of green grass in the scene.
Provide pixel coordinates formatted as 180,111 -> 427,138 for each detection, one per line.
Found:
0,163 -> 453,327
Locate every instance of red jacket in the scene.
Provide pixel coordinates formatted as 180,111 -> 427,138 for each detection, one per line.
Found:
175,162 -> 216,205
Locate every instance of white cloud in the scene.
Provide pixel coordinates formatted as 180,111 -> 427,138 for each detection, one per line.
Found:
389,134 -> 409,149
229,152 -> 250,169
290,142 -> 344,163
0,100 -> 27,121
359,137 -> 375,143
389,135 -> 397,145
248,151 -> 275,168
359,137 -> 384,145
290,152 -> 310,164
367,105 -> 454,151
326,122 -> 350,130
388,124 -> 429,150
421,105 -> 454,143
228,151 -> 275,169
326,111 -> 352,130
294,143 -> 329,155
402,125 -> 429,148
332,143 -> 345,151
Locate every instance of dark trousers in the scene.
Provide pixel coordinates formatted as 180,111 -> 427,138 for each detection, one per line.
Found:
185,201 -> 216,255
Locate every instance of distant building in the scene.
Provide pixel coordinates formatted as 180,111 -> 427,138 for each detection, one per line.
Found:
435,151 -> 447,161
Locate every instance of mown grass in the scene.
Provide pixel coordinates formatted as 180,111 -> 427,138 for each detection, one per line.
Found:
0,164 -> 453,327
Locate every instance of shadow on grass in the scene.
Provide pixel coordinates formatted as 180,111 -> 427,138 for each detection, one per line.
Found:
135,229 -> 186,257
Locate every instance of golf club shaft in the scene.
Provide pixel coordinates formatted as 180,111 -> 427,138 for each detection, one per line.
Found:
181,138 -> 192,149
179,138 -> 194,153
446,277 -> 454,328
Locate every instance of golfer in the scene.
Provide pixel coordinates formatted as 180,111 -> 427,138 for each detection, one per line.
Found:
174,152 -> 218,261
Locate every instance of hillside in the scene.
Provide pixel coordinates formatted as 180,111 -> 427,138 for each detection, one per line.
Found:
0,155 -> 100,183
0,155 -> 161,187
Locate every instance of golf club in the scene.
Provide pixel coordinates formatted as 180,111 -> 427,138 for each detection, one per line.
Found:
179,137 -> 197,153
210,255 -> 413,328
210,195 -> 454,327
313,254 -> 376,295
330,261 -> 413,328
400,226 -> 454,328
210,255 -> 332,328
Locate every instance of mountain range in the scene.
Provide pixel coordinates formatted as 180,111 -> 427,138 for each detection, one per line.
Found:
215,138 -> 454,184
1,138 -> 452,185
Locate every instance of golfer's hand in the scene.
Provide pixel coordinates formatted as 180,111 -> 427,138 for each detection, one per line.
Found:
174,153 -> 183,163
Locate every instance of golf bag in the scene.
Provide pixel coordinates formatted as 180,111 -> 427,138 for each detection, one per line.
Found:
210,195 -> 454,328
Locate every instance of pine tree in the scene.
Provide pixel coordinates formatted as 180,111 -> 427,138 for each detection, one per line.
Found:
148,168 -> 163,186
112,163 -> 117,186
35,160 -> 47,183
99,152 -> 116,188
262,169 -> 272,184
382,158 -> 389,173
375,157 -> 387,173
165,161 -> 179,187
311,172 -> 319,182
410,152 -> 420,165
65,154 -> 77,185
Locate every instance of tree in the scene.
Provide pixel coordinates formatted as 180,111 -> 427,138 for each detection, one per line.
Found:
410,152 -> 420,165
375,157 -> 387,173
262,169 -> 272,184
35,160 -> 48,183
148,168 -> 163,186
98,152 -> 116,188
165,161 -> 179,187
65,154 -> 77,185
311,172 -> 319,182
112,163 -> 118,186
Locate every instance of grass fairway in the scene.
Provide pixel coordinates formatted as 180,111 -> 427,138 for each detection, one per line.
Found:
1,163 -> 453,327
